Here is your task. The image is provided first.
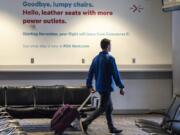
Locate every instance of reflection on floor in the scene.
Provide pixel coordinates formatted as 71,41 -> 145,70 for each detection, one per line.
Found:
17,115 -> 163,135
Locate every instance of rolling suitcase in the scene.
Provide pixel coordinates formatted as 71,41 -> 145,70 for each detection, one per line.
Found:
51,93 -> 92,134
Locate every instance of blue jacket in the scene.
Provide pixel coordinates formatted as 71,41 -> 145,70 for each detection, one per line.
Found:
86,51 -> 124,93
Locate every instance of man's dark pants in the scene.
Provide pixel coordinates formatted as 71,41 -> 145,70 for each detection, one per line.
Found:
83,92 -> 114,129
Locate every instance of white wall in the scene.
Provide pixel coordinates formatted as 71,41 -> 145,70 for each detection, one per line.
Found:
172,11 -> 180,95
0,0 -> 172,68
0,0 -> 173,112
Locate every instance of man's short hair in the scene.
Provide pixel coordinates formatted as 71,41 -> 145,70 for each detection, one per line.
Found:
101,38 -> 111,50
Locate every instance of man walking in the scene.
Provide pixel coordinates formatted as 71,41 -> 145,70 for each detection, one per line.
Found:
80,38 -> 125,134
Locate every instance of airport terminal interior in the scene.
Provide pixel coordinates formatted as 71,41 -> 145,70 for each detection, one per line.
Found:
0,0 -> 180,135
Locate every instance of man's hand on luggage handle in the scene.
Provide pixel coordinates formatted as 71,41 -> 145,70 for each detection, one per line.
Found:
120,89 -> 125,96
90,88 -> 96,93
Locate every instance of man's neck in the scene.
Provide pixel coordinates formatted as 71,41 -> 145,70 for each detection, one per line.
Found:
102,50 -> 108,52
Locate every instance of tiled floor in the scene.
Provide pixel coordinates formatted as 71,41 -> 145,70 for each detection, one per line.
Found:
17,114 -> 163,135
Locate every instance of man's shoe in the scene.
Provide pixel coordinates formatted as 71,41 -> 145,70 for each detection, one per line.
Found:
109,127 -> 123,134
80,119 -> 88,134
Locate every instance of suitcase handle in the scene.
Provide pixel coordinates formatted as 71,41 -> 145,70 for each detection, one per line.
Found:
77,93 -> 93,112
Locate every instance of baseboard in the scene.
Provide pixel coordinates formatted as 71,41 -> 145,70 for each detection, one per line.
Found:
112,109 -> 166,115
